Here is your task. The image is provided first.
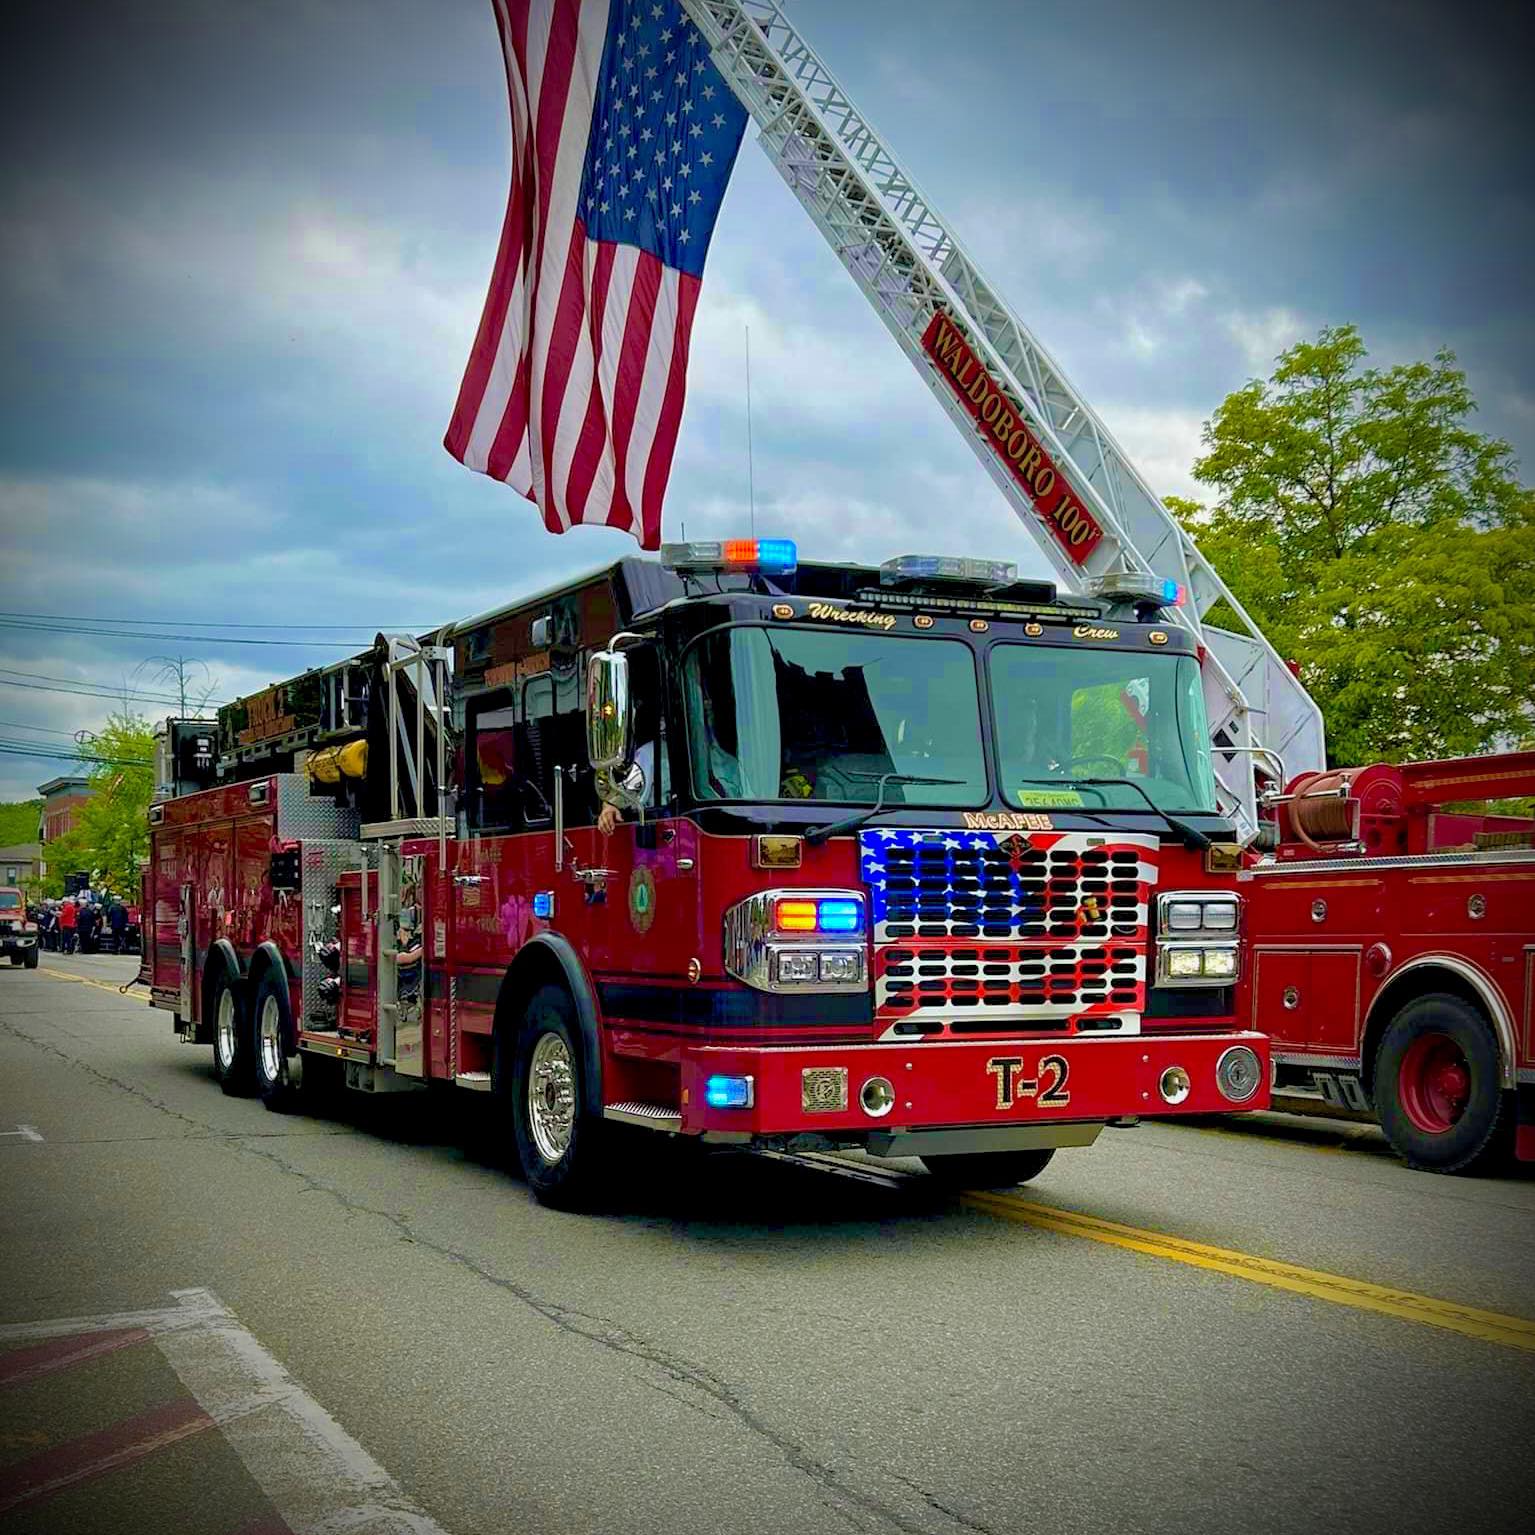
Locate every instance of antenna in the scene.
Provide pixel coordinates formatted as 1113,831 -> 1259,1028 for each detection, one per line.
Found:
745,323 -> 756,537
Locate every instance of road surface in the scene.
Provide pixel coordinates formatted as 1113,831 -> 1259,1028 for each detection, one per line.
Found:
2,952 -> 1532,1534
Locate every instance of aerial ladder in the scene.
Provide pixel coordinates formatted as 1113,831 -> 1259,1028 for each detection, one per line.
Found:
682,0 -> 1326,840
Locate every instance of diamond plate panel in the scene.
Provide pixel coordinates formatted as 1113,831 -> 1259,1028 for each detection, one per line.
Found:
275,774 -> 361,840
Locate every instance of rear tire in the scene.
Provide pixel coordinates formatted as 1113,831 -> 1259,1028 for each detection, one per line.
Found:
251,969 -> 303,1113
921,1148 -> 1055,1188
209,967 -> 254,1096
507,984 -> 610,1208
1374,993 -> 1509,1174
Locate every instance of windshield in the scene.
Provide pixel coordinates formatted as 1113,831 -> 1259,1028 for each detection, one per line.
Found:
990,645 -> 1217,813
683,627 -> 987,805
0,892 -> 20,909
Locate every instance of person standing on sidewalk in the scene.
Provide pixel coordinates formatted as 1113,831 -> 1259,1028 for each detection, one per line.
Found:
59,896 -> 77,954
107,899 -> 129,954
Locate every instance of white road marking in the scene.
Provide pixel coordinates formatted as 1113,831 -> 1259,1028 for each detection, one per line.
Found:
0,1289 -> 453,1535
0,1125 -> 43,1142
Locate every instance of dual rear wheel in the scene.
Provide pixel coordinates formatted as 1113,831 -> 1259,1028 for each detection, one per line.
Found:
209,967 -> 302,1110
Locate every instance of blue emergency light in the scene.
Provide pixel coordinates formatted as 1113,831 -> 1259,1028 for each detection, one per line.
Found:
661,538 -> 797,575
705,1074 -> 755,1109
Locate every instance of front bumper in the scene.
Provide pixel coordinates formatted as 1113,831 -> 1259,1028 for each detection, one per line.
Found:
679,1030 -> 1269,1137
1,934 -> 36,955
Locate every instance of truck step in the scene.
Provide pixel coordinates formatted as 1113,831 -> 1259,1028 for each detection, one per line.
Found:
603,1101 -> 682,1133
454,1072 -> 492,1092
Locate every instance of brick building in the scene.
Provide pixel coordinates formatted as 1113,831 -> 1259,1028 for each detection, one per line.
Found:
37,775 -> 89,843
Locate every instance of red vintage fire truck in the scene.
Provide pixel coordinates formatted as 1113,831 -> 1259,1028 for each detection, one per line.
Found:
143,543 -> 1270,1204
1242,752 -> 1535,1173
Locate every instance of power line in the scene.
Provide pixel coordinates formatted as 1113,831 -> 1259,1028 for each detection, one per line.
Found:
0,741 -> 151,767
0,665 -> 227,704
0,610 -> 393,632
0,618 -> 354,648
0,675 -> 221,709
0,719 -> 77,736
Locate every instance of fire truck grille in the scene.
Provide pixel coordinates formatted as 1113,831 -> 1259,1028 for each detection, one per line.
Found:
859,828 -> 1159,1037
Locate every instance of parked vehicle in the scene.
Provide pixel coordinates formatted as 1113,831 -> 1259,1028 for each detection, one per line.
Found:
0,888 -> 39,969
1240,753 -> 1535,1173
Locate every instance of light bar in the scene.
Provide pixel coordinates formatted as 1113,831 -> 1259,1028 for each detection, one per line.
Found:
661,538 -> 797,575
880,554 -> 1017,587
773,896 -> 865,934
1091,571 -> 1187,608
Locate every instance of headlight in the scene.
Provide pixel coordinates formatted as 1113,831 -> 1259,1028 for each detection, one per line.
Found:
1157,891 -> 1241,937
1166,901 -> 1204,931
774,951 -> 820,985
1157,942 -> 1240,987
818,950 -> 864,983
1155,892 -> 1242,987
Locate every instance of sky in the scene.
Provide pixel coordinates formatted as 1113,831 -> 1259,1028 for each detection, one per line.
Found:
1,0 -> 1531,803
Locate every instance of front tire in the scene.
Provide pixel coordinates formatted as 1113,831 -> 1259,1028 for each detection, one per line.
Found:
507,984 -> 610,1208
921,1148 -> 1055,1188
23,948 -> 38,969
1374,994 -> 1509,1174
251,969 -> 303,1112
209,967 -> 255,1096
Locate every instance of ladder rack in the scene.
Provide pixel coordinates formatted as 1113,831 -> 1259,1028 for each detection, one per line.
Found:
683,0 -> 1326,837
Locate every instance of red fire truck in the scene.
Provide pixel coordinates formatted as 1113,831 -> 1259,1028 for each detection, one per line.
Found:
1242,753 -> 1535,1173
144,543 -> 1270,1204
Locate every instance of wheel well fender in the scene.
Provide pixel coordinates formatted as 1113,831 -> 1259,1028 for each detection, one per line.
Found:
246,942 -> 296,1041
495,934 -> 604,1117
1361,955 -> 1516,1093
201,938 -> 245,1022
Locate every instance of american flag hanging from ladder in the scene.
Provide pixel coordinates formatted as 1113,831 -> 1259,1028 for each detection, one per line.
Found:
445,0 -> 748,550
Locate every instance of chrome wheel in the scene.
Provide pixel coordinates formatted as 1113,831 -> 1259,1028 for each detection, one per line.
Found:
258,993 -> 283,1084
215,988 -> 237,1070
527,1030 -> 576,1164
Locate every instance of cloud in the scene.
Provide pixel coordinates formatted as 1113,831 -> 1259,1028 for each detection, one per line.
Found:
1095,404 -> 1210,503
1223,306 -> 1305,372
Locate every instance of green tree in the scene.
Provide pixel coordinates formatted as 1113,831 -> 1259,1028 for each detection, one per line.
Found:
49,715 -> 156,898
1173,325 -> 1535,766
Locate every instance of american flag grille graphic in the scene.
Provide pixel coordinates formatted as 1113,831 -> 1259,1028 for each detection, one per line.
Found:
859,829 -> 1159,1039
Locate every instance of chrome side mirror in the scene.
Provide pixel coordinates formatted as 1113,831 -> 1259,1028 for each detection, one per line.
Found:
586,648 -> 632,773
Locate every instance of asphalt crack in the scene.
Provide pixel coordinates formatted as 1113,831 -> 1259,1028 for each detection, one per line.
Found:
230,1135 -> 990,1535
2,1008 -> 990,1535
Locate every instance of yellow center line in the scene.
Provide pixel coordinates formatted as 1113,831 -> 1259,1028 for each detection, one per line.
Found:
961,1189 -> 1535,1352
35,968 -> 150,1006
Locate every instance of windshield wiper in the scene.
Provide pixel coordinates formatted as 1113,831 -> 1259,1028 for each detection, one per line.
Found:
804,771 -> 965,845
1066,777 -> 1211,851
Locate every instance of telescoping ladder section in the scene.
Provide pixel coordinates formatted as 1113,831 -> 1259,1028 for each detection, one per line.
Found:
682,0 -> 1325,838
